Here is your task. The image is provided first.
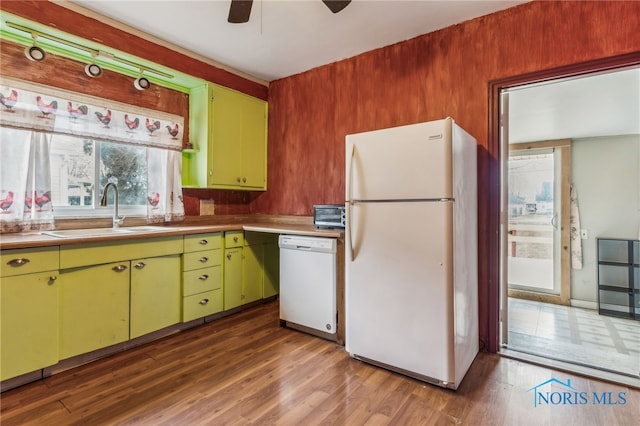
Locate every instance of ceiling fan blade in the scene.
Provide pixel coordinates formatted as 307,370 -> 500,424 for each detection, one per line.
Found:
322,0 -> 351,14
228,0 -> 253,23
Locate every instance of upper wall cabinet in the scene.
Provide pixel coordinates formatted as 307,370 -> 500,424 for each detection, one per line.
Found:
183,83 -> 268,190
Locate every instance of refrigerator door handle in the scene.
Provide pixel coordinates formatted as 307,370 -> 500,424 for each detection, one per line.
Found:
347,143 -> 356,261
348,201 -> 355,261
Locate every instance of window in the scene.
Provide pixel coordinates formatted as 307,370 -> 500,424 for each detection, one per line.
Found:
50,133 -> 148,217
1,76 -> 185,231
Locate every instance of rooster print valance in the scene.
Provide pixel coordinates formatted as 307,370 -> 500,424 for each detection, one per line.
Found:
0,77 -> 184,151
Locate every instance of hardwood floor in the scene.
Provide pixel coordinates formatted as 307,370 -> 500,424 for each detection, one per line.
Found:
1,300 -> 638,425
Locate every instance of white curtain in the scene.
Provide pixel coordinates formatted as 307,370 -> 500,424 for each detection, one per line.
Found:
0,129 -> 54,233
0,76 -> 185,227
147,148 -> 184,222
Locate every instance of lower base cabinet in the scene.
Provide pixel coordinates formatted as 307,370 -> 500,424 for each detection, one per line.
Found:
1,272 -> 59,381
130,255 -> 182,338
59,262 -> 130,360
224,247 -> 244,310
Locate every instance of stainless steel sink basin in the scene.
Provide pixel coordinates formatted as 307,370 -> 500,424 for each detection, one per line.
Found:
42,228 -> 136,238
41,226 -> 168,238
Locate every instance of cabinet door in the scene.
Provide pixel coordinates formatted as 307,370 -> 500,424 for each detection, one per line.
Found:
1,272 -> 59,380
211,84 -> 243,187
263,240 -> 280,298
59,262 -> 130,359
243,244 -> 263,305
241,95 -> 267,189
130,255 -> 181,339
224,248 -> 243,310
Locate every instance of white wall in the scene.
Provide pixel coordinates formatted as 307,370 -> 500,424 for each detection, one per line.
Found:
570,134 -> 640,303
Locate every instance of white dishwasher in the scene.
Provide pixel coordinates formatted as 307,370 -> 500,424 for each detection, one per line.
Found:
279,235 -> 337,339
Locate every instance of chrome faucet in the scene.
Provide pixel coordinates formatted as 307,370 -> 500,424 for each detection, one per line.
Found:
100,182 -> 125,228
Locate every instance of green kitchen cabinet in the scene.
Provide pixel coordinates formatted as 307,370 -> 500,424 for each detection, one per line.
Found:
130,255 -> 182,338
59,236 -> 183,359
263,237 -> 280,298
0,247 -> 59,381
182,232 -> 223,321
243,232 -> 280,302
183,82 -> 267,190
59,261 -> 130,360
224,247 -> 243,310
224,231 -> 244,310
242,243 -> 263,305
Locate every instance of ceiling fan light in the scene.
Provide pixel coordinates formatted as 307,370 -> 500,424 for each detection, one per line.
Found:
85,63 -> 103,78
134,76 -> 150,91
25,45 -> 46,62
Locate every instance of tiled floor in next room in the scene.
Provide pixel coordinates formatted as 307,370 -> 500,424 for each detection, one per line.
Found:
507,298 -> 640,378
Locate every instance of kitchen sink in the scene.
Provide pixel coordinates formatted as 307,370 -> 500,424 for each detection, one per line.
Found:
41,226 -> 168,238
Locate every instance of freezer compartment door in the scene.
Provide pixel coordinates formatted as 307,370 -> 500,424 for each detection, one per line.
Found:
346,201 -> 455,383
346,119 -> 453,201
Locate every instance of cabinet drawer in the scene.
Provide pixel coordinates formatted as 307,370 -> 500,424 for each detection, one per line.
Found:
225,231 -> 244,248
184,232 -> 222,253
1,246 -> 59,277
183,266 -> 221,296
183,289 -> 223,321
183,249 -> 221,271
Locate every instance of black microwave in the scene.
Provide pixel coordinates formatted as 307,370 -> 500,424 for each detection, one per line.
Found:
313,204 -> 346,229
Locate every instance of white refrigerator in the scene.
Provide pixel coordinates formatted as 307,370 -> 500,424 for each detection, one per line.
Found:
345,117 -> 478,390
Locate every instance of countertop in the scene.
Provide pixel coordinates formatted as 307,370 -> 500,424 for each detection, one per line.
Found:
0,216 -> 344,250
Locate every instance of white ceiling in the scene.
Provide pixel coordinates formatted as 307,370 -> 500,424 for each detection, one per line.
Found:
508,68 -> 640,143
68,0 -> 528,83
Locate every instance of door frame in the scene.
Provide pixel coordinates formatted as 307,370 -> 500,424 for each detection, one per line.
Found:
486,51 -> 640,353
506,139 -> 571,306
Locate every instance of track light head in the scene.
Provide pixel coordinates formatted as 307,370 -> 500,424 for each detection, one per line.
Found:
134,76 -> 150,91
85,63 -> 103,78
25,45 -> 45,61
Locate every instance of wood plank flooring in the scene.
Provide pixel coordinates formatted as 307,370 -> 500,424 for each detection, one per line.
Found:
1,300 -> 638,425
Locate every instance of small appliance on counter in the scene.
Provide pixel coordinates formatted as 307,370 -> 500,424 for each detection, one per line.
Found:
313,204 -> 346,229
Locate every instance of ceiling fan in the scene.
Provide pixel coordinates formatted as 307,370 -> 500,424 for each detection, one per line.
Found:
228,0 -> 352,24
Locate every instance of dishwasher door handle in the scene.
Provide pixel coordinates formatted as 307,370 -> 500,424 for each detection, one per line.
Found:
295,245 -> 312,250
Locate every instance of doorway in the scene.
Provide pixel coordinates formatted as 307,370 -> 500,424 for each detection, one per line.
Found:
495,65 -> 640,383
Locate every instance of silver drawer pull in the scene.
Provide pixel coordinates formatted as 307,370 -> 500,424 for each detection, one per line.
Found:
134,262 -> 146,269
198,274 -> 209,281
199,256 -> 209,263
7,258 -> 30,267
226,253 -> 232,260
199,239 -> 209,245
199,298 -> 209,305
233,236 -> 238,242
49,275 -> 57,284
112,265 -> 128,272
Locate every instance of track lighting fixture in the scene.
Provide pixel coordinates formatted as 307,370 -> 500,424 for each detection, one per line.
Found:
24,34 -> 45,61
134,70 -> 150,90
7,22 -> 174,83
85,54 -> 103,78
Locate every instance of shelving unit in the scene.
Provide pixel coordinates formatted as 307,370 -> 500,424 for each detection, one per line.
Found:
596,238 -> 639,320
